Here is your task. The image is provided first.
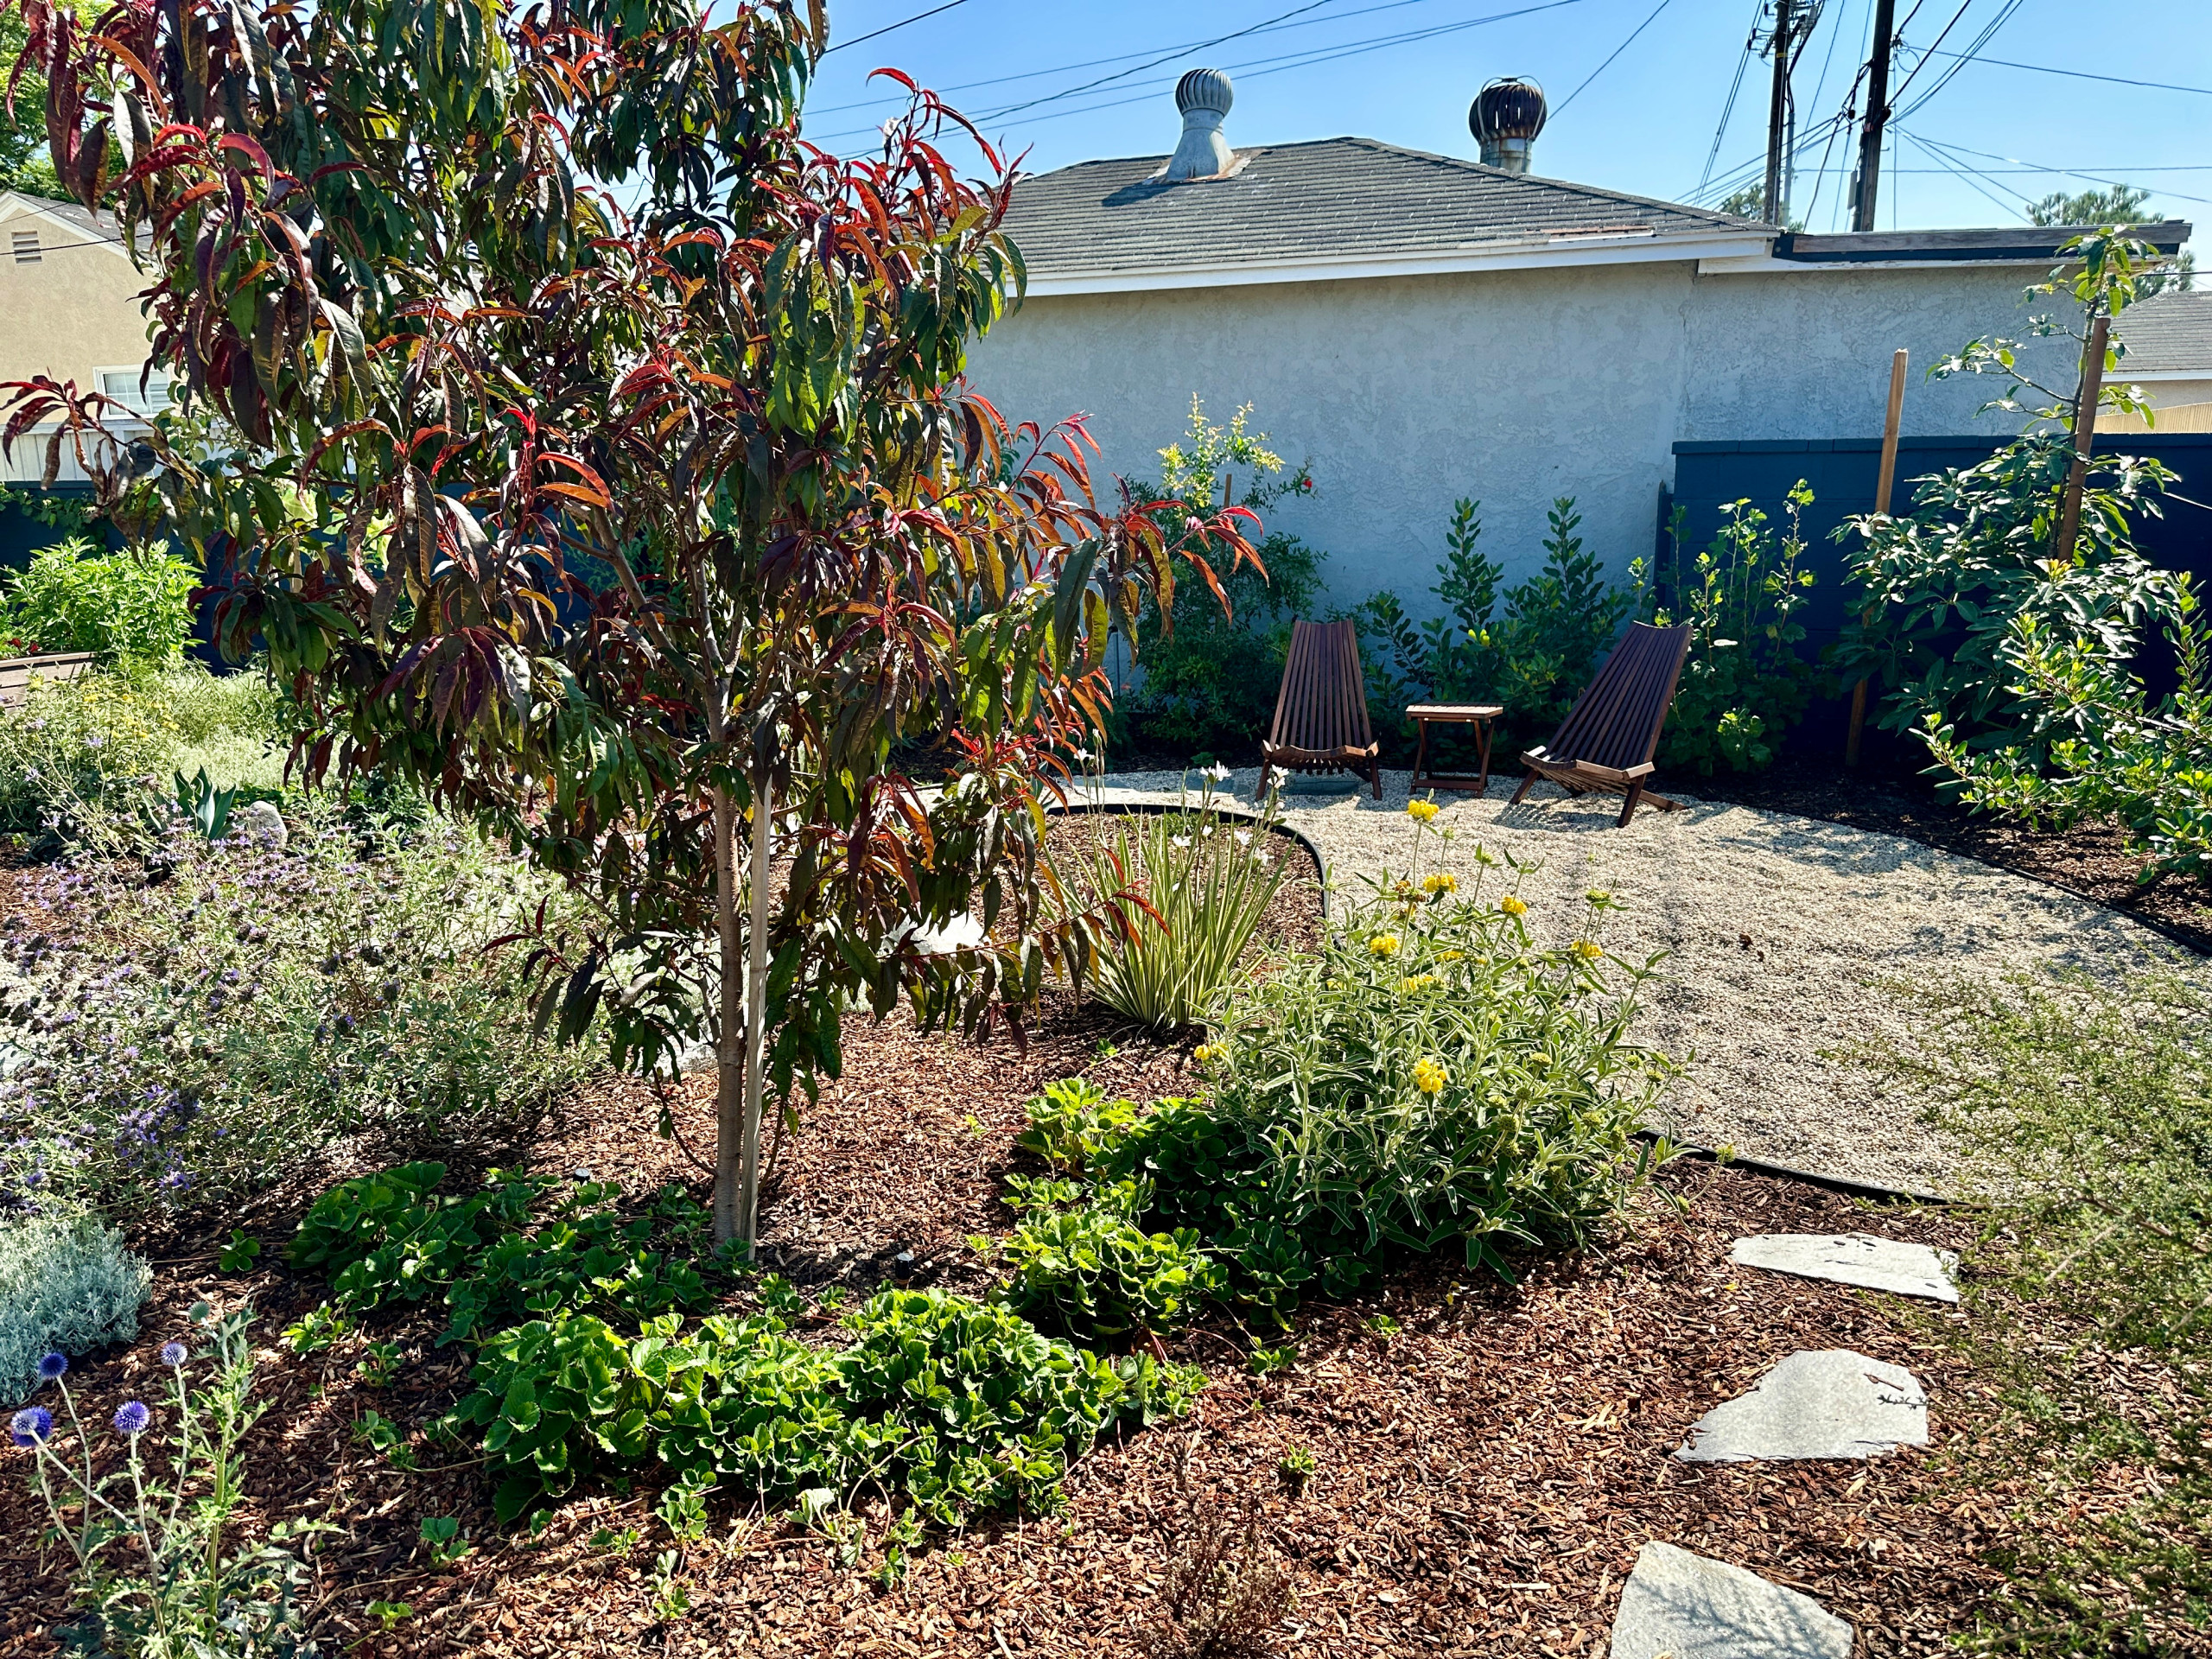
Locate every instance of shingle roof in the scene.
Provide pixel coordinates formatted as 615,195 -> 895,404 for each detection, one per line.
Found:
0,191 -> 142,253
1000,137 -> 1758,279
2117,290 -> 2212,375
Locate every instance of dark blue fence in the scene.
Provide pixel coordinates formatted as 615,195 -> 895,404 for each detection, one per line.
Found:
1665,433 -> 2212,756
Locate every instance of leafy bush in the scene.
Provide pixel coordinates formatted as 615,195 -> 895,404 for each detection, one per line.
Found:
1647,486 -> 1820,774
1074,787 -> 1287,1032
0,671 -> 182,851
0,1212 -> 150,1405
450,1289 -> 1198,1525
0,812 -> 596,1212
1359,497 -> 1639,742
290,1161 -> 716,1343
1018,814 -> 1674,1322
1116,399 -> 1322,763
12,1304 -> 329,1656
0,537 -> 199,665
996,1202 -> 1222,1340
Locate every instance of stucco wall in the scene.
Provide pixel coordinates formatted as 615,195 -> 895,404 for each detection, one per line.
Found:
964,259 -> 2077,614
0,199 -> 154,483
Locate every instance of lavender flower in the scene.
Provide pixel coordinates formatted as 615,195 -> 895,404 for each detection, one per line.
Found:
11,1406 -> 52,1445
36,1351 -> 67,1382
159,1342 -> 187,1367
111,1401 -> 149,1435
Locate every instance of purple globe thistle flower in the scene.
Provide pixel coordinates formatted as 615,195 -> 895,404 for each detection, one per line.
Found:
10,1406 -> 52,1446
36,1352 -> 67,1382
111,1401 -> 149,1435
159,1342 -> 187,1367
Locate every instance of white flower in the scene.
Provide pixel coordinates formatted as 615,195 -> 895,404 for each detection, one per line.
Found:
1172,836 -> 1192,849
1070,747 -> 1092,763
911,915 -> 985,955
1234,830 -> 1252,846
1204,763 -> 1232,781
1255,850 -> 1274,866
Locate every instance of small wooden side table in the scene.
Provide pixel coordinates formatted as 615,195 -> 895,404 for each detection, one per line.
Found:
1407,702 -> 1505,794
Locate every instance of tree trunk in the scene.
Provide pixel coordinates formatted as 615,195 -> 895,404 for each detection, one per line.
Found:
740,770 -> 771,1251
711,784 -> 744,1245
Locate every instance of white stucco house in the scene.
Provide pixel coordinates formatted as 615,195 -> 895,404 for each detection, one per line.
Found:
2100,289 -> 2212,434
965,76 -> 2191,607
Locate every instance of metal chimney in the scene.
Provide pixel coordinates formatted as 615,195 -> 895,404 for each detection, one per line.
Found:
1469,76 -> 1548,175
1165,68 -> 1236,181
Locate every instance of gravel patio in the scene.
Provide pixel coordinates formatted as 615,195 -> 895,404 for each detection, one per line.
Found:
1073,766 -> 2203,1196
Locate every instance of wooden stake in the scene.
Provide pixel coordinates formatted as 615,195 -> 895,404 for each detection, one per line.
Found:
1845,347 -> 1910,767
2054,312 -> 2111,566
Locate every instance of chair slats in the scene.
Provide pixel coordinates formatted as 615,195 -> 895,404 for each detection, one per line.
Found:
1260,620 -> 1382,798
1510,621 -> 1692,826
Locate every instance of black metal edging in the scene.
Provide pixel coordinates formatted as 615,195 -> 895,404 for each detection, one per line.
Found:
1643,1130 -> 1951,1206
1044,798 -> 1332,925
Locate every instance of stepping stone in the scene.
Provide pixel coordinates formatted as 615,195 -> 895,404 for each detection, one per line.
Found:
1609,1541 -> 1852,1659
1730,1232 -> 1959,1302
1676,1349 -> 1927,1464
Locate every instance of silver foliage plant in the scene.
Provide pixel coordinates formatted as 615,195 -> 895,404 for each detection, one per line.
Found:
0,1212 -> 150,1405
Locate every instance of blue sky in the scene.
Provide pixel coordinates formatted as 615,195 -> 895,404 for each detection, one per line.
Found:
799,0 -> 2209,249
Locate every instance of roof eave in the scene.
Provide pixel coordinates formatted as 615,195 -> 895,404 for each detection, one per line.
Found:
1019,227 -> 1774,296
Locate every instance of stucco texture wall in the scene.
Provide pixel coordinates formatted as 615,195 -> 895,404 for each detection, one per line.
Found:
963,260 -> 2077,614
0,207 -> 150,391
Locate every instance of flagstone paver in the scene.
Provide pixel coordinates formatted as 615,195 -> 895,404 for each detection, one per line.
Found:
1730,1232 -> 1959,1301
1675,1349 -> 1928,1464
1609,1541 -> 1853,1659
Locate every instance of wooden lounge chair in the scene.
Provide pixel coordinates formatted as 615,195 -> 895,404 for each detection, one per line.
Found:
1258,619 -> 1382,799
1508,621 -> 1693,826
0,651 -> 96,711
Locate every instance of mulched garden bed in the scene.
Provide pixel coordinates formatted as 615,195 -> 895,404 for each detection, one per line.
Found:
0,817 -> 2166,1656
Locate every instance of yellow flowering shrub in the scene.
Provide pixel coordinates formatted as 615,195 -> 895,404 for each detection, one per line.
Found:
1571,940 -> 1604,962
1499,894 -> 1528,918
1368,934 -> 1401,957
1422,872 -> 1458,897
1410,1057 -> 1449,1094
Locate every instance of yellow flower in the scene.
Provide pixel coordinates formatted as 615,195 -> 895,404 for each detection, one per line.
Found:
1406,799 -> 1440,823
1436,950 -> 1465,963
1422,872 -> 1457,898
1411,1057 -> 1449,1095
1570,939 -> 1604,962
1368,934 -> 1401,958
1585,888 -> 1612,906
1499,895 -> 1528,918
1397,974 -> 1440,995
1193,1043 -> 1221,1064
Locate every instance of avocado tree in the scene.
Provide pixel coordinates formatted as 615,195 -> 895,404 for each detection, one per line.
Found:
1,0 -> 1254,1245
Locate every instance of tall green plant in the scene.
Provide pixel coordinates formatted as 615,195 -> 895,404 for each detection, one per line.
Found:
1077,777 -> 1287,1032
0,537 -> 198,664
1645,486 -> 1818,774
3,0 -> 1255,1250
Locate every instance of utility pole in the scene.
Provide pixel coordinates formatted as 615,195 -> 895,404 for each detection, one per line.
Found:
1762,0 -> 1795,225
1851,0 -> 1897,232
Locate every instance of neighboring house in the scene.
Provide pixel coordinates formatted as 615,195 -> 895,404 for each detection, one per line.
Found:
966,75 -> 2192,606
2101,290 -> 2212,435
0,191 -> 162,485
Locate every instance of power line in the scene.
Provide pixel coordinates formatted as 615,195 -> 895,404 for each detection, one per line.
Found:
1696,3 -> 1763,198
1898,125 -> 2024,216
1882,0 -> 1973,110
1905,49 -> 2212,97
820,0 -> 968,56
810,0 -> 1594,144
1908,130 -> 2212,209
1891,0 -> 2027,124
1553,0 -> 1674,118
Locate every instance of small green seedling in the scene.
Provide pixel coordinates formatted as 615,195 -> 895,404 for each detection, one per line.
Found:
872,1512 -> 925,1590
366,1600 -> 413,1631
655,1470 -> 713,1545
283,1302 -> 350,1354
418,1516 -> 474,1567
649,1551 -> 690,1622
1364,1313 -> 1402,1341
1277,1445 -> 1318,1496
589,1525 -> 642,1554
217,1230 -> 261,1273
353,1409 -> 417,1471
355,1340 -> 404,1388
1248,1344 -> 1299,1377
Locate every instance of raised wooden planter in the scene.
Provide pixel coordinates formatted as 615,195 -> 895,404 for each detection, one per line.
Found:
0,652 -> 97,709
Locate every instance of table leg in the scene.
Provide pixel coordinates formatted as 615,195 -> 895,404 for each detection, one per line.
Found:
1410,716 -> 1430,792
1476,718 -> 1493,794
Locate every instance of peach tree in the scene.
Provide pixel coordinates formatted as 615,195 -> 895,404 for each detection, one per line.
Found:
1,0 -> 1253,1246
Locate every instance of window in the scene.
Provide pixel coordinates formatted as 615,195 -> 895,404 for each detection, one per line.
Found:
10,229 -> 38,264
96,367 -> 173,416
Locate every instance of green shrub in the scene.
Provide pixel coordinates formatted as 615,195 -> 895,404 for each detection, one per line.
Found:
0,537 -> 199,665
0,1211 -> 151,1405
995,1202 -> 1222,1340
0,810 -> 597,1213
289,1162 -> 715,1342
1014,1077 -> 1141,1173
1647,487 -> 1820,775
1359,497 -> 1640,745
1080,815 -> 1674,1316
450,1288 -> 1198,1525
1073,790 -> 1286,1033
0,671 -> 181,851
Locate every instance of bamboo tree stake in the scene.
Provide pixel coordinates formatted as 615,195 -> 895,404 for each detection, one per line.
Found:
1845,347 -> 1910,767
2054,312 -> 2112,566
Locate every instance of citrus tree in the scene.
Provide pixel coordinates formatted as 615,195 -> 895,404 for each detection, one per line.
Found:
1,0 -> 1255,1246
